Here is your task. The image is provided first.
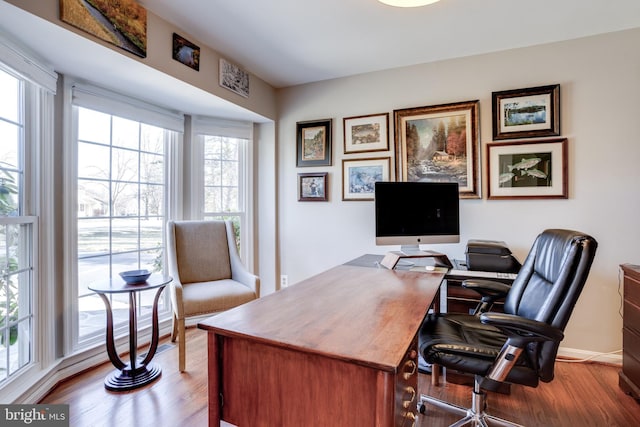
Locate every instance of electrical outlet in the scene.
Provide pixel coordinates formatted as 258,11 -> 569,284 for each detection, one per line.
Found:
280,275 -> 288,288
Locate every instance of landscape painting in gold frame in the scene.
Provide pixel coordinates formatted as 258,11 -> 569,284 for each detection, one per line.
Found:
394,100 -> 480,199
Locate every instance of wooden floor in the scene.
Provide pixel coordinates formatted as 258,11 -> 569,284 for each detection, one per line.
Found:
41,327 -> 640,427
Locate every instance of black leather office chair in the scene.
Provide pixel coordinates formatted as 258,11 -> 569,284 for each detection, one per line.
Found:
418,229 -> 597,427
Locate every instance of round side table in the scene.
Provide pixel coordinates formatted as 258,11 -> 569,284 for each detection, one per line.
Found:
88,274 -> 172,392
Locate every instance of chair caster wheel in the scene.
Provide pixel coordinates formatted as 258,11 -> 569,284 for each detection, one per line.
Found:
418,403 -> 426,414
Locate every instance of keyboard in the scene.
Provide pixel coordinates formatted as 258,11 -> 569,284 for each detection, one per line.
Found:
447,269 -> 517,280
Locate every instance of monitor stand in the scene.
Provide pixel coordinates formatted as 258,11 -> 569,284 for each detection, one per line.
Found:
380,247 -> 453,270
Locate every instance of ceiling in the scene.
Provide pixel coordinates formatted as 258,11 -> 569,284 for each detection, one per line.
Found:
1,0 -> 639,120
140,0 -> 640,88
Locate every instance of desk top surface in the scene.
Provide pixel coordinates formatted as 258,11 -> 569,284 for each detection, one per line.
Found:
198,263 -> 443,371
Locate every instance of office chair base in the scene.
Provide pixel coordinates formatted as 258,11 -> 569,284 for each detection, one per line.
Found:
418,389 -> 524,427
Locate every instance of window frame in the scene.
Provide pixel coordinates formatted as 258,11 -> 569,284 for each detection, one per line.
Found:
189,117 -> 254,268
63,79 -> 183,353
0,36 -> 57,400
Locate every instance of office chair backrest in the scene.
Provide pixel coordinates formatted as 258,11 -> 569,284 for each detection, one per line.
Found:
503,229 -> 597,381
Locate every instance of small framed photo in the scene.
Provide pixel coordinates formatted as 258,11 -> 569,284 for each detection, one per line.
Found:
343,113 -> 389,154
342,157 -> 391,201
298,172 -> 328,201
296,119 -> 332,167
394,100 -> 480,198
492,84 -> 560,140
172,33 -> 200,71
486,138 -> 568,200
219,58 -> 249,98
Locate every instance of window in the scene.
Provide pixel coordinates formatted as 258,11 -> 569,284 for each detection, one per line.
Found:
0,68 -> 33,386
192,118 -> 252,263
0,44 -> 56,390
69,83 -> 183,348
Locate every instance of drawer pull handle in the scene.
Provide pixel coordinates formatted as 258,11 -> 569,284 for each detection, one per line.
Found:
403,360 -> 417,379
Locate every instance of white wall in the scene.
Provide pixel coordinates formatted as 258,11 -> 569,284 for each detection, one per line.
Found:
276,28 -> 640,356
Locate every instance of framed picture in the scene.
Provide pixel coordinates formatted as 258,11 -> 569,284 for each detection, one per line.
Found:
298,172 -> 328,201
342,157 -> 390,201
60,0 -> 147,58
394,100 -> 480,199
296,119 -> 332,167
492,84 -> 560,140
219,58 -> 249,98
343,113 -> 389,154
486,138 -> 568,199
172,33 -> 200,71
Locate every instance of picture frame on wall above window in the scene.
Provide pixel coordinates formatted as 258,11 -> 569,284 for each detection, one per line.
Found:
172,33 -> 200,71
394,100 -> 480,199
343,113 -> 389,154
342,157 -> 390,201
60,0 -> 147,58
219,58 -> 250,97
298,172 -> 328,201
296,119 -> 332,167
492,84 -> 560,140
486,138 -> 568,200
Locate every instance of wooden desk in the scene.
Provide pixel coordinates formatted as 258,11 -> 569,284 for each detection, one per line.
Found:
198,263 -> 444,426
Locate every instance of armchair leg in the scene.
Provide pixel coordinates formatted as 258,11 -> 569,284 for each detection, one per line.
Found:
418,376 -> 523,427
171,314 -> 178,342
177,318 -> 186,372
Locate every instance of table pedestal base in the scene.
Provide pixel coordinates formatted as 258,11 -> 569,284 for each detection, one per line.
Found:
104,362 -> 162,392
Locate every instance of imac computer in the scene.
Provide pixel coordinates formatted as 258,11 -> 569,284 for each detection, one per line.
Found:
374,181 -> 460,263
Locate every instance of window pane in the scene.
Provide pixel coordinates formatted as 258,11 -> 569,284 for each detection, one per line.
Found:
78,142 -> 110,179
78,108 -> 110,145
222,161 -> 238,186
78,218 -> 110,259
222,187 -> 239,212
113,182 -> 139,217
141,152 -> 163,184
140,124 -> 164,153
0,221 -> 34,383
0,70 -> 19,122
0,170 -> 19,216
112,147 -> 139,183
0,121 -> 20,170
78,180 -> 109,217
140,184 -> 163,217
112,218 -> 140,253
222,139 -> 238,160
78,256 -> 110,298
204,186 -> 222,212
112,116 -> 140,150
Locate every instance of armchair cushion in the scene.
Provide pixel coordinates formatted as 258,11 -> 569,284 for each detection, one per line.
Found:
181,279 -> 257,317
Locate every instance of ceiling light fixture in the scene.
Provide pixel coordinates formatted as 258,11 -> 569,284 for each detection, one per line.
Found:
378,0 -> 441,7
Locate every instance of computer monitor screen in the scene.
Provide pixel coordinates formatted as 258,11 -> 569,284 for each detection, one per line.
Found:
375,181 -> 460,250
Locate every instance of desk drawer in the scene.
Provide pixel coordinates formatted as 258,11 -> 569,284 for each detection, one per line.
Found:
395,336 -> 419,426
623,328 -> 640,386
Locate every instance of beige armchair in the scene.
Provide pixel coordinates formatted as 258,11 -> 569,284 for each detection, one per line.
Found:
166,220 -> 259,372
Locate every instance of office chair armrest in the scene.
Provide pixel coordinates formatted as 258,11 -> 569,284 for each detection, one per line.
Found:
462,279 -> 511,315
480,312 -> 564,345
462,279 -> 511,299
